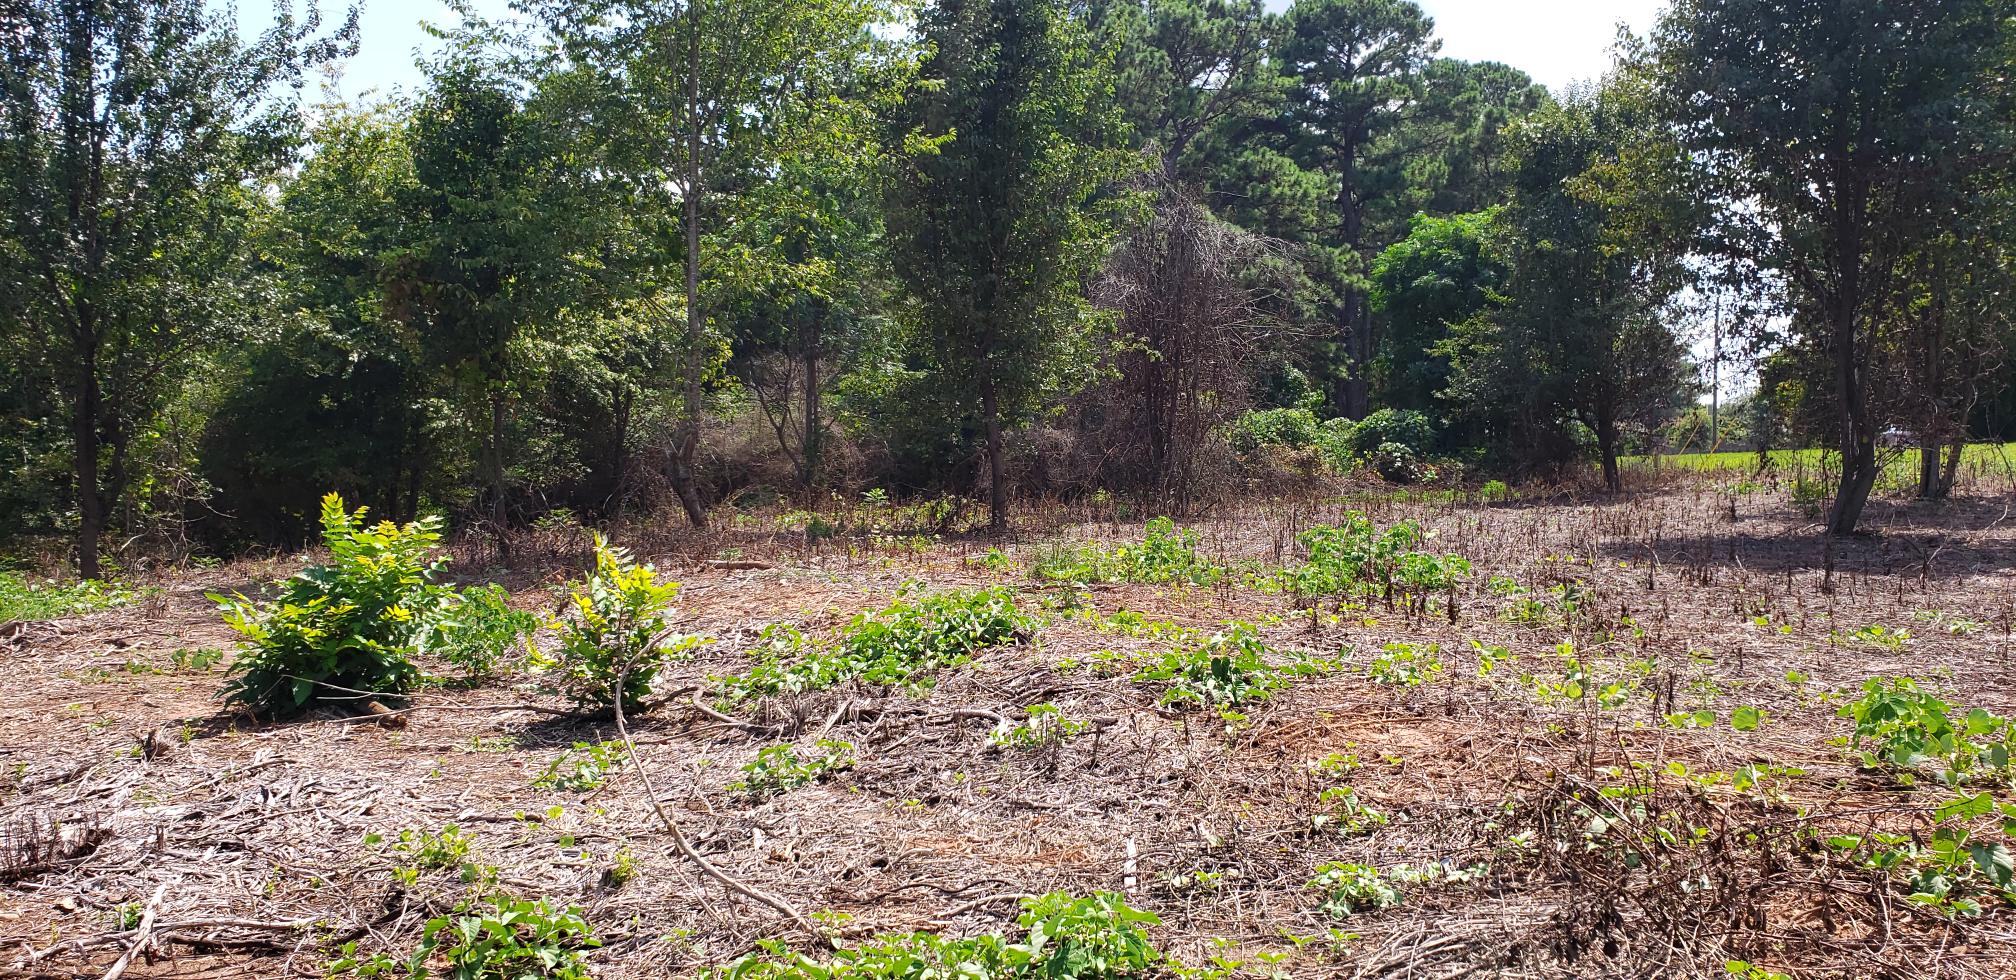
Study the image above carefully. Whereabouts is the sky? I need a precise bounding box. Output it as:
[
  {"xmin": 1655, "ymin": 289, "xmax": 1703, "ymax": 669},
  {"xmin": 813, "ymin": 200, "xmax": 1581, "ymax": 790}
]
[{"xmin": 247, "ymin": 0, "xmax": 1670, "ymax": 103}]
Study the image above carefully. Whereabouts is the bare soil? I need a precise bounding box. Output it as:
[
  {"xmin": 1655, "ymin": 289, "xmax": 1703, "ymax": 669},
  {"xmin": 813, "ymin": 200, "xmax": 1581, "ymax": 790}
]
[{"xmin": 7, "ymin": 479, "xmax": 2016, "ymax": 979}]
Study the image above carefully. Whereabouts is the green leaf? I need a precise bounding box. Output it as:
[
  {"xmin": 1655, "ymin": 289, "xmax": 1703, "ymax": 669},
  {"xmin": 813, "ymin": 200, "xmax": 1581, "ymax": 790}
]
[
  {"xmin": 1936, "ymin": 792, "xmax": 1995, "ymax": 823},
  {"xmin": 1730, "ymin": 706, "xmax": 1763, "ymax": 731},
  {"xmin": 1969, "ymin": 842, "xmax": 2015, "ymax": 887}
]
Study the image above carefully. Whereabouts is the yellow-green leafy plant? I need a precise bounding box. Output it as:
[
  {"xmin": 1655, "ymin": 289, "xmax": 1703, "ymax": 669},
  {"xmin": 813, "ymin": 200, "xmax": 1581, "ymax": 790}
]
[
  {"xmin": 215, "ymin": 494, "xmax": 449, "ymax": 718},
  {"xmin": 540, "ymin": 535, "xmax": 702, "ymax": 712}
]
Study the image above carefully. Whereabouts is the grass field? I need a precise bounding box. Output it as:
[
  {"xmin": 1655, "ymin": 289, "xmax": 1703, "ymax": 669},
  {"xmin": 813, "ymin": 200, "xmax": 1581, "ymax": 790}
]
[{"xmin": 1625, "ymin": 441, "xmax": 2016, "ymax": 485}]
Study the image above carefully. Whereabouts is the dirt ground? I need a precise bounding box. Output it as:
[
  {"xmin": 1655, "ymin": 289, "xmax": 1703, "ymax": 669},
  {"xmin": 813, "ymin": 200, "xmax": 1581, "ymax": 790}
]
[{"xmin": 7, "ymin": 476, "xmax": 2016, "ymax": 979}]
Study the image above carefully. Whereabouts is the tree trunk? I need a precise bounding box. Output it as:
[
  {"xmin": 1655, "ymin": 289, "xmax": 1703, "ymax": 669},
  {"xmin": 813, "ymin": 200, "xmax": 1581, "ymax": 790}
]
[
  {"xmin": 73, "ymin": 369, "xmax": 103, "ymax": 580},
  {"xmin": 1596, "ymin": 413, "xmax": 1621, "ymax": 493},
  {"xmin": 667, "ymin": 2, "xmax": 709, "ymax": 530},
  {"xmin": 1917, "ymin": 439, "xmax": 1943, "ymax": 499},
  {"xmin": 982, "ymin": 377, "xmax": 1007, "ymax": 535},
  {"xmin": 488, "ymin": 385, "xmax": 511, "ymax": 565},
  {"xmin": 1828, "ymin": 317, "xmax": 1879, "ymax": 533},
  {"xmin": 1827, "ymin": 199, "xmax": 1876, "ymax": 537},
  {"xmin": 799, "ymin": 307, "xmax": 822, "ymax": 493}
]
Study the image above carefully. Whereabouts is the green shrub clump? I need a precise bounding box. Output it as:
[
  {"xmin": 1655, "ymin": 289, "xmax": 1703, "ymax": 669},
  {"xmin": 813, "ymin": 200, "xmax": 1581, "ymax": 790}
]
[
  {"xmin": 708, "ymin": 892, "xmax": 1161, "ymax": 980},
  {"xmin": 424, "ymin": 583, "xmax": 538, "ymax": 681},
  {"xmin": 216, "ymin": 494, "xmax": 450, "ymax": 718},
  {"xmin": 330, "ymin": 894, "xmax": 598, "ymax": 980},
  {"xmin": 1345, "ymin": 408, "xmax": 1434, "ymax": 458},
  {"xmin": 540, "ymin": 535, "xmax": 703, "ymax": 712},
  {"xmin": 714, "ymin": 586, "xmax": 1029, "ymax": 703},
  {"xmin": 1134, "ymin": 622, "xmax": 1340, "ymax": 708},
  {"xmin": 1034, "ymin": 517, "xmax": 1223, "ymax": 586}
]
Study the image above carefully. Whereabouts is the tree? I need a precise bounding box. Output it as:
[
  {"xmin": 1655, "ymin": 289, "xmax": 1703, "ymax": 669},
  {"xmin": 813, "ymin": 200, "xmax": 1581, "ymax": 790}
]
[
  {"xmin": 1369, "ymin": 209, "xmax": 1508, "ymax": 420},
  {"xmin": 887, "ymin": 0, "xmax": 1134, "ymax": 533},
  {"xmin": 203, "ymin": 102, "xmax": 431, "ymax": 544},
  {"xmin": 388, "ymin": 53, "xmax": 611, "ymax": 563},
  {"xmin": 1271, "ymin": 0, "xmax": 1438, "ymax": 418},
  {"xmin": 0, "ymin": 0, "xmax": 354, "ymax": 577},
  {"xmin": 542, "ymin": 0, "xmax": 908, "ymax": 529},
  {"xmin": 1653, "ymin": 0, "xmax": 2012, "ymax": 532},
  {"xmin": 1440, "ymin": 80, "xmax": 1695, "ymax": 488}
]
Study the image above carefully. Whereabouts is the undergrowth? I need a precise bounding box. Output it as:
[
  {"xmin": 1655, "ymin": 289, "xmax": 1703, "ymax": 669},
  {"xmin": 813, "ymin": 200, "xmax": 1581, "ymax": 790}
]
[
  {"xmin": 1134, "ymin": 622, "xmax": 1342, "ymax": 708},
  {"xmin": 1034, "ymin": 517, "xmax": 1224, "ymax": 586},
  {"xmin": 0, "ymin": 571, "xmax": 137, "ymax": 623},
  {"xmin": 713, "ymin": 585, "xmax": 1030, "ymax": 703},
  {"xmin": 706, "ymin": 892, "xmax": 1162, "ymax": 980}
]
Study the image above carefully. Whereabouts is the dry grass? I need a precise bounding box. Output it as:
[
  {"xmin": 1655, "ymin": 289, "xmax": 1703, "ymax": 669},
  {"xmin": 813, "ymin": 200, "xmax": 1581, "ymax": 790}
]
[{"xmin": 5, "ymin": 477, "xmax": 2016, "ymax": 979}]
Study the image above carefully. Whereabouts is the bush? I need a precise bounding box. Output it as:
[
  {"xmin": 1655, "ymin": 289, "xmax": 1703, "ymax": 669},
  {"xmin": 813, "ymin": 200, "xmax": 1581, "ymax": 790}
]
[
  {"xmin": 1368, "ymin": 441, "xmax": 1429, "ymax": 483},
  {"xmin": 1034, "ymin": 517, "xmax": 1223, "ymax": 586},
  {"xmin": 1346, "ymin": 408, "xmax": 1434, "ymax": 458},
  {"xmin": 1226, "ymin": 407, "xmax": 1322, "ymax": 455},
  {"xmin": 424, "ymin": 584, "xmax": 538, "ymax": 681},
  {"xmin": 541, "ymin": 535, "xmax": 703, "ymax": 712},
  {"xmin": 330, "ymin": 894, "xmax": 599, "ymax": 980},
  {"xmin": 713, "ymin": 586, "xmax": 1029, "ymax": 703},
  {"xmin": 216, "ymin": 494, "xmax": 447, "ymax": 718},
  {"xmin": 707, "ymin": 892, "xmax": 1161, "ymax": 980}
]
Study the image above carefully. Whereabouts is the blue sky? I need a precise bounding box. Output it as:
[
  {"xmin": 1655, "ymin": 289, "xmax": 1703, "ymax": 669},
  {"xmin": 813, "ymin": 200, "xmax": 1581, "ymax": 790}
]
[{"xmin": 244, "ymin": 0, "xmax": 1668, "ymax": 103}]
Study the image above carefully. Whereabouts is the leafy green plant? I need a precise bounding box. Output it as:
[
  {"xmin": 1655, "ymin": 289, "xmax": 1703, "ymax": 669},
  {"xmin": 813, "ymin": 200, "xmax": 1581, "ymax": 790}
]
[
  {"xmin": 532, "ymin": 742, "xmax": 621, "ymax": 792},
  {"xmin": 1134, "ymin": 622, "xmax": 1338, "ymax": 709},
  {"xmin": 1273, "ymin": 515, "xmax": 1467, "ymax": 614},
  {"xmin": 170, "ymin": 647, "xmax": 226, "ymax": 672},
  {"xmin": 706, "ymin": 892, "xmax": 1161, "ymax": 980},
  {"xmin": 1824, "ymin": 792, "xmax": 2016, "ymax": 917},
  {"xmin": 1312, "ymin": 787, "xmax": 1389, "ymax": 836},
  {"xmin": 713, "ymin": 587, "xmax": 1029, "ymax": 703},
  {"xmin": 539, "ymin": 535, "xmax": 701, "ymax": 712},
  {"xmin": 215, "ymin": 494, "xmax": 448, "ymax": 718},
  {"xmin": 1308, "ymin": 863, "xmax": 1402, "ymax": 918},
  {"xmin": 1839, "ymin": 677, "xmax": 2015, "ymax": 784},
  {"xmin": 0, "ymin": 571, "xmax": 137, "ymax": 622},
  {"xmin": 329, "ymin": 894, "xmax": 599, "ymax": 979},
  {"xmin": 988, "ymin": 703, "xmax": 1087, "ymax": 750},
  {"xmin": 730, "ymin": 740, "xmax": 855, "ymax": 798},
  {"xmin": 1365, "ymin": 642, "xmax": 1443, "ymax": 687},
  {"xmin": 367, "ymin": 824, "xmax": 478, "ymax": 886},
  {"xmin": 425, "ymin": 584, "xmax": 538, "ymax": 681},
  {"xmin": 1033, "ymin": 518, "xmax": 1223, "ymax": 586}
]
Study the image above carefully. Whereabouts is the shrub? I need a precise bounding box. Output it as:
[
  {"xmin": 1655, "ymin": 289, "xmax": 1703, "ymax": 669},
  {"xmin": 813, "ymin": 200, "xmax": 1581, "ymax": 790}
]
[
  {"xmin": 541, "ymin": 535, "xmax": 702, "ymax": 713},
  {"xmin": 1346, "ymin": 408, "xmax": 1434, "ymax": 458},
  {"xmin": 1134, "ymin": 622, "xmax": 1339, "ymax": 708},
  {"xmin": 1226, "ymin": 407, "xmax": 1321, "ymax": 455},
  {"xmin": 1033, "ymin": 518, "xmax": 1223, "ymax": 586},
  {"xmin": 1368, "ymin": 441, "xmax": 1429, "ymax": 483},
  {"xmin": 424, "ymin": 584, "xmax": 538, "ymax": 681},
  {"xmin": 714, "ymin": 587, "xmax": 1030, "ymax": 703},
  {"xmin": 706, "ymin": 892, "xmax": 1161, "ymax": 980},
  {"xmin": 329, "ymin": 895, "xmax": 598, "ymax": 980},
  {"xmin": 215, "ymin": 493, "xmax": 447, "ymax": 718}
]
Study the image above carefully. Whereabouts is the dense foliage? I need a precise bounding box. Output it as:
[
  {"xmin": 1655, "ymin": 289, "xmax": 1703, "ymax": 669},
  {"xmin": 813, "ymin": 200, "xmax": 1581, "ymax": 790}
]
[
  {"xmin": 216, "ymin": 495, "xmax": 450, "ymax": 717},
  {"xmin": 5, "ymin": 0, "xmax": 2015, "ymax": 577}
]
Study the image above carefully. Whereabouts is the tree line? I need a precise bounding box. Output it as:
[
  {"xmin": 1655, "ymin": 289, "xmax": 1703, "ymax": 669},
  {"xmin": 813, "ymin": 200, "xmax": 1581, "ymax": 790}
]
[{"xmin": 4, "ymin": 0, "xmax": 2014, "ymax": 575}]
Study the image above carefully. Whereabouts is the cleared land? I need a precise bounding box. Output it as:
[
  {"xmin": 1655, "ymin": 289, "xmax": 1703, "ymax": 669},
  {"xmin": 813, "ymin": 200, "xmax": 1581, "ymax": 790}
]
[{"xmin": 7, "ymin": 479, "xmax": 2016, "ymax": 979}]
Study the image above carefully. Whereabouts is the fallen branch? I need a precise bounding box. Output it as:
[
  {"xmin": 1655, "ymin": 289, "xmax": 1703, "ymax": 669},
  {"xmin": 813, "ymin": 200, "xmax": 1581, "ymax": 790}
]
[
  {"xmin": 98, "ymin": 883, "xmax": 164, "ymax": 980},
  {"xmin": 617, "ymin": 676, "xmax": 823, "ymax": 945}
]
